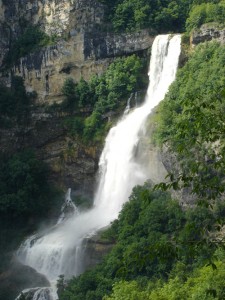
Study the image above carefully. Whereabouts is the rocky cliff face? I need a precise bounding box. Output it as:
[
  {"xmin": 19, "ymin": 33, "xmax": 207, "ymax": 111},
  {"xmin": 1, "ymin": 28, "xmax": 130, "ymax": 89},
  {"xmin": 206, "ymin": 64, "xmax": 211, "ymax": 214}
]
[
  {"xmin": 1, "ymin": 0, "xmax": 100, "ymax": 37},
  {"xmin": 191, "ymin": 23, "xmax": 225, "ymax": 46},
  {"xmin": 0, "ymin": 259, "xmax": 50, "ymax": 300},
  {"xmin": 0, "ymin": 0, "xmax": 154, "ymax": 194},
  {"xmin": 0, "ymin": 0, "xmax": 154, "ymax": 104},
  {"xmin": 0, "ymin": 0, "xmax": 107, "ymax": 103},
  {"xmin": 0, "ymin": 108, "xmax": 100, "ymax": 195},
  {"xmin": 82, "ymin": 231, "xmax": 114, "ymax": 272},
  {"xmin": 11, "ymin": 29, "xmax": 153, "ymax": 104}
]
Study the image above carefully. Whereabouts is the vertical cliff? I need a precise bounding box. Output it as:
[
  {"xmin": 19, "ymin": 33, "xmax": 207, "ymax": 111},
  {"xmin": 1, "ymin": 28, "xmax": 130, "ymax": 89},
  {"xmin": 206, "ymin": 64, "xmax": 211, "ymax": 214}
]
[
  {"xmin": 0, "ymin": 0, "xmax": 155, "ymax": 193},
  {"xmin": 0, "ymin": 0, "xmax": 154, "ymax": 104}
]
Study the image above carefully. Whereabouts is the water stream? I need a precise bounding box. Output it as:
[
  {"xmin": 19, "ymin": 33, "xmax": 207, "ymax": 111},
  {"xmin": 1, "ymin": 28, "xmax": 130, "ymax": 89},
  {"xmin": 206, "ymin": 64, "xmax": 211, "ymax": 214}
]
[{"xmin": 16, "ymin": 34, "xmax": 181, "ymax": 300}]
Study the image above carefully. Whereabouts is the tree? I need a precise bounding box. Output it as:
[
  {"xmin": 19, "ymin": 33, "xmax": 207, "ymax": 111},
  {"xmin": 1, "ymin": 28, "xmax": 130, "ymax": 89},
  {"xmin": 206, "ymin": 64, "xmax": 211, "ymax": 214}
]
[
  {"xmin": 0, "ymin": 150, "xmax": 57, "ymax": 220},
  {"xmin": 154, "ymin": 41, "xmax": 225, "ymax": 203},
  {"xmin": 103, "ymin": 281, "xmax": 149, "ymax": 300},
  {"xmin": 61, "ymin": 78, "xmax": 77, "ymax": 110}
]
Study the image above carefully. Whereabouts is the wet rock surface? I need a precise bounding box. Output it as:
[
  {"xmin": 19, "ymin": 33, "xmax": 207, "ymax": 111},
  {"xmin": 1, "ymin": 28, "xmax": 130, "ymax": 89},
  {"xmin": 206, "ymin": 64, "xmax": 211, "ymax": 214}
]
[{"xmin": 0, "ymin": 259, "xmax": 50, "ymax": 300}]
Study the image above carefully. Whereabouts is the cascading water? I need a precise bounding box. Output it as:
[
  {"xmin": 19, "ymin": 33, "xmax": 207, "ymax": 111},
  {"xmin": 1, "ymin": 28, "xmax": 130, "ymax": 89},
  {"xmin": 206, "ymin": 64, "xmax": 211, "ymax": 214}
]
[
  {"xmin": 16, "ymin": 34, "xmax": 181, "ymax": 300},
  {"xmin": 57, "ymin": 188, "xmax": 78, "ymax": 225}
]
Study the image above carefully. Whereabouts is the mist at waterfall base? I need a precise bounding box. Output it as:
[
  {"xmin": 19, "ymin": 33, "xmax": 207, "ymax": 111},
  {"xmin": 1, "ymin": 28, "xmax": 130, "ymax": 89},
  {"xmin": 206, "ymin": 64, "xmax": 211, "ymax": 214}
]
[{"xmin": 16, "ymin": 34, "xmax": 181, "ymax": 300}]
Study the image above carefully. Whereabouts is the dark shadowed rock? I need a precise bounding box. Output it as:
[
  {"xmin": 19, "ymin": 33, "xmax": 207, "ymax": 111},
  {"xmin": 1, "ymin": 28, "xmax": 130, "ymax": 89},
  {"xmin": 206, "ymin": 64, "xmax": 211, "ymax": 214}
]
[
  {"xmin": 0, "ymin": 259, "xmax": 49, "ymax": 300},
  {"xmin": 192, "ymin": 23, "xmax": 225, "ymax": 46}
]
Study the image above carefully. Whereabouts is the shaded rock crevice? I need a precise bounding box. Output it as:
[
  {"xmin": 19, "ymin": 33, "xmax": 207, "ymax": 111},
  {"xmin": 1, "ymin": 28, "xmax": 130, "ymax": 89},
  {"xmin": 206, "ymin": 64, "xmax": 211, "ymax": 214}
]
[{"xmin": 191, "ymin": 23, "xmax": 225, "ymax": 46}]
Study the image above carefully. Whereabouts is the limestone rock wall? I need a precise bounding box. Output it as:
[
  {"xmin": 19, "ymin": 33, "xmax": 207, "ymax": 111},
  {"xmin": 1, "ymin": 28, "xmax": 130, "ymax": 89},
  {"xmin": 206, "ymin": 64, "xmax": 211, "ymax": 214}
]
[
  {"xmin": 191, "ymin": 23, "xmax": 225, "ymax": 46},
  {"xmin": 0, "ymin": 108, "xmax": 100, "ymax": 195},
  {"xmin": 81, "ymin": 231, "xmax": 115, "ymax": 273},
  {"xmin": 1, "ymin": 0, "xmax": 97, "ymax": 37},
  {"xmin": 0, "ymin": 0, "xmax": 154, "ymax": 104},
  {"xmin": 11, "ymin": 29, "xmax": 153, "ymax": 104},
  {"xmin": 0, "ymin": 0, "xmax": 154, "ymax": 194}
]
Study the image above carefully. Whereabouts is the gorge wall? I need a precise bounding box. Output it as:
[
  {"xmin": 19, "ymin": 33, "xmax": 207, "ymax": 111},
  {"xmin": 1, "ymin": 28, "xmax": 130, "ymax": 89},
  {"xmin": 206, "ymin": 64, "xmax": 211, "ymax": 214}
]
[
  {"xmin": 0, "ymin": 0, "xmax": 156, "ymax": 194},
  {"xmin": 0, "ymin": 0, "xmax": 154, "ymax": 104},
  {"xmin": 1, "ymin": 1, "xmax": 222, "ymax": 197}
]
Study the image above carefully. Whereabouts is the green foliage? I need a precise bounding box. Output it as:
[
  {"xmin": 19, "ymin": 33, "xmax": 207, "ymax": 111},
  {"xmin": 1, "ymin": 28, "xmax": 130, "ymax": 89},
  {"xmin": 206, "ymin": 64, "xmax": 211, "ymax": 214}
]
[
  {"xmin": 61, "ymin": 55, "xmax": 147, "ymax": 144},
  {"xmin": 0, "ymin": 76, "xmax": 33, "ymax": 127},
  {"xmin": 0, "ymin": 150, "xmax": 58, "ymax": 219},
  {"xmin": 154, "ymin": 41, "xmax": 225, "ymax": 201},
  {"xmin": 186, "ymin": 1, "xmax": 225, "ymax": 32},
  {"xmin": 0, "ymin": 149, "xmax": 62, "ymax": 298},
  {"xmin": 95, "ymin": 55, "xmax": 146, "ymax": 113},
  {"xmin": 61, "ymin": 78, "xmax": 78, "ymax": 110},
  {"xmin": 60, "ymin": 183, "xmax": 224, "ymax": 300},
  {"xmin": 63, "ymin": 117, "xmax": 84, "ymax": 138},
  {"xmin": 100, "ymin": 0, "xmax": 193, "ymax": 33},
  {"xmin": 100, "ymin": 0, "xmax": 225, "ymax": 33},
  {"xmin": 103, "ymin": 280, "xmax": 150, "ymax": 300},
  {"xmin": 147, "ymin": 261, "xmax": 225, "ymax": 299},
  {"xmin": 61, "ymin": 55, "xmax": 146, "ymax": 114},
  {"xmin": 102, "ymin": 259, "xmax": 225, "ymax": 299},
  {"xmin": 4, "ymin": 26, "xmax": 54, "ymax": 67},
  {"xmin": 61, "ymin": 77, "xmax": 96, "ymax": 111},
  {"xmin": 59, "ymin": 8, "xmax": 225, "ymax": 300},
  {"xmin": 83, "ymin": 111, "xmax": 106, "ymax": 143}
]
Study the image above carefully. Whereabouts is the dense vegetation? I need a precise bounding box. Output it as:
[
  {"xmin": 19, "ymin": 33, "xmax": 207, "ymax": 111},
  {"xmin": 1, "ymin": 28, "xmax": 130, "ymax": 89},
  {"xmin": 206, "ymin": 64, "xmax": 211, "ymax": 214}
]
[
  {"xmin": 0, "ymin": 77, "xmax": 54, "ymax": 221},
  {"xmin": 0, "ymin": 150, "xmax": 59, "ymax": 220},
  {"xmin": 1, "ymin": 0, "xmax": 225, "ymax": 299},
  {"xmin": 99, "ymin": 0, "xmax": 224, "ymax": 33},
  {"xmin": 59, "ymin": 184, "xmax": 225, "ymax": 299},
  {"xmin": 0, "ymin": 70, "xmax": 60, "ymax": 300},
  {"xmin": 186, "ymin": 0, "xmax": 225, "ymax": 32},
  {"xmin": 0, "ymin": 149, "xmax": 61, "ymax": 278},
  {"xmin": 99, "ymin": 0, "xmax": 191, "ymax": 33},
  {"xmin": 154, "ymin": 41, "xmax": 225, "ymax": 202},
  {"xmin": 105, "ymin": 259, "xmax": 225, "ymax": 299},
  {"xmin": 61, "ymin": 54, "xmax": 148, "ymax": 143},
  {"xmin": 59, "ymin": 6, "xmax": 225, "ymax": 300},
  {"xmin": 0, "ymin": 76, "xmax": 35, "ymax": 127}
]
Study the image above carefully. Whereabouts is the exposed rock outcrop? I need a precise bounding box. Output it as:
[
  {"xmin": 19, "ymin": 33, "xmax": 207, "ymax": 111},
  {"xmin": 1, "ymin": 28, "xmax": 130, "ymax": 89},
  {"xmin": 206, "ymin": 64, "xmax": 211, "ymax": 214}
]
[
  {"xmin": 0, "ymin": 259, "xmax": 49, "ymax": 300},
  {"xmin": 191, "ymin": 23, "xmax": 225, "ymax": 46},
  {"xmin": 0, "ymin": 108, "xmax": 100, "ymax": 194},
  {"xmin": 0, "ymin": 0, "xmax": 155, "ymax": 193},
  {"xmin": 82, "ymin": 230, "xmax": 115, "ymax": 272},
  {"xmin": 11, "ymin": 29, "xmax": 153, "ymax": 104},
  {"xmin": 0, "ymin": 0, "xmax": 154, "ymax": 104}
]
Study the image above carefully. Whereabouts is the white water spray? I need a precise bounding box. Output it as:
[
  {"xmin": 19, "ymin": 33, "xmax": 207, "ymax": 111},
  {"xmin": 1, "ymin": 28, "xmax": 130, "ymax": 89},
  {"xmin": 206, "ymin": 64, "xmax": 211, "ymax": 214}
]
[
  {"xmin": 16, "ymin": 34, "xmax": 181, "ymax": 300},
  {"xmin": 57, "ymin": 188, "xmax": 78, "ymax": 225}
]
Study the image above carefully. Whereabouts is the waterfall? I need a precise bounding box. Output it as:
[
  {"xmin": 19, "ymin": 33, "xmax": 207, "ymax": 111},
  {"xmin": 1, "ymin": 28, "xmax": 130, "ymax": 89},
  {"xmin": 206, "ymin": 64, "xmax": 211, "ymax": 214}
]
[
  {"xmin": 16, "ymin": 34, "xmax": 181, "ymax": 300},
  {"xmin": 57, "ymin": 188, "xmax": 78, "ymax": 225}
]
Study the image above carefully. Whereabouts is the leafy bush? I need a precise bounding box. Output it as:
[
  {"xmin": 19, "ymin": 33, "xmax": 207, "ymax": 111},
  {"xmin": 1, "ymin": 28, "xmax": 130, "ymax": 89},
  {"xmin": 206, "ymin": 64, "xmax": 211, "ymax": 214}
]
[
  {"xmin": 100, "ymin": 0, "xmax": 225, "ymax": 33},
  {"xmin": 63, "ymin": 117, "xmax": 84, "ymax": 138},
  {"xmin": 96, "ymin": 55, "xmax": 146, "ymax": 113},
  {"xmin": 148, "ymin": 261, "xmax": 225, "ymax": 299},
  {"xmin": 186, "ymin": 1, "xmax": 225, "ymax": 32},
  {"xmin": 105, "ymin": 260, "xmax": 225, "ymax": 300},
  {"xmin": 100, "ymin": 0, "xmax": 194, "ymax": 33},
  {"xmin": 103, "ymin": 280, "xmax": 150, "ymax": 300},
  {"xmin": 154, "ymin": 41, "xmax": 225, "ymax": 201},
  {"xmin": 62, "ymin": 55, "xmax": 146, "ymax": 113},
  {"xmin": 61, "ymin": 77, "xmax": 96, "ymax": 111},
  {"xmin": 0, "ymin": 150, "xmax": 58, "ymax": 220},
  {"xmin": 0, "ymin": 76, "xmax": 34, "ymax": 127},
  {"xmin": 61, "ymin": 55, "xmax": 147, "ymax": 144},
  {"xmin": 59, "ymin": 182, "xmax": 222, "ymax": 300}
]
